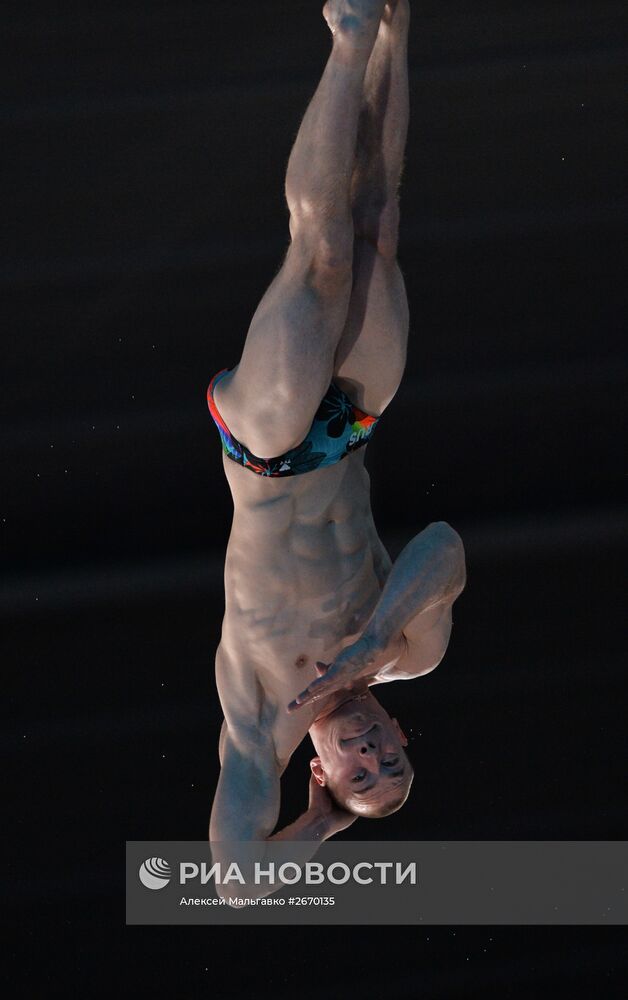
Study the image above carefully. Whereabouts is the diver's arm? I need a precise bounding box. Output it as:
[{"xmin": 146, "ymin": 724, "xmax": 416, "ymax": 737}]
[
  {"xmin": 210, "ymin": 726, "xmax": 281, "ymax": 844},
  {"xmin": 209, "ymin": 727, "xmax": 354, "ymax": 905},
  {"xmin": 211, "ymin": 726, "xmax": 354, "ymax": 842},
  {"xmin": 365, "ymin": 521, "xmax": 466, "ymax": 681},
  {"xmin": 288, "ymin": 522, "xmax": 465, "ymax": 710},
  {"xmin": 366, "ymin": 521, "xmax": 465, "ymax": 649}
]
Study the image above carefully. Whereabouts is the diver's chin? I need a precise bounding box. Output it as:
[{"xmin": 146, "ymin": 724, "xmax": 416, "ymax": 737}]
[{"xmin": 312, "ymin": 685, "xmax": 368, "ymax": 724}]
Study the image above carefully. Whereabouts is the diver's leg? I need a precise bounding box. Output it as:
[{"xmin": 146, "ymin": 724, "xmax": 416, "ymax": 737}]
[
  {"xmin": 216, "ymin": 1, "xmax": 388, "ymax": 459},
  {"xmin": 334, "ymin": 0, "xmax": 411, "ymax": 416}
]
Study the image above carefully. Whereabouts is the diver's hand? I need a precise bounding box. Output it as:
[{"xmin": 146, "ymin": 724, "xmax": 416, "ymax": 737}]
[
  {"xmin": 307, "ymin": 774, "xmax": 357, "ymax": 838},
  {"xmin": 287, "ymin": 635, "xmax": 377, "ymax": 712}
]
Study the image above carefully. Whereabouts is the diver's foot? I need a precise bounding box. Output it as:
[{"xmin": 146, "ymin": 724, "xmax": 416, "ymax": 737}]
[
  {"xmin": 323, "ymin": 0, "xmax": 388, "ymax": 53},
  {"xmin": 380, "ymin": 0, "xmax": 410, "ymax": 37}
]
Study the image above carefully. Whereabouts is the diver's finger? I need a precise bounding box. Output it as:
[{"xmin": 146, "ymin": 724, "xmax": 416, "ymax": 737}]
[
  {"xmin": 286, "ymin": 684, "xmax": 329, "ymax": 712},
  {"xmin": 286, "ymin": 669, "xmax": 340, "ymax": 712}
]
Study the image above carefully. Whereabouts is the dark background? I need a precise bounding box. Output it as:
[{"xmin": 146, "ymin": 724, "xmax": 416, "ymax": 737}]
[{"xmin": 3, "ymin": 0, "xmax": 627, "ymax": 995}]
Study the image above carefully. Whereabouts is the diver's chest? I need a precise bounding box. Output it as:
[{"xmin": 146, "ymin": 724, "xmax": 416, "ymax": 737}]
[{"xmin": 250, "ymin": 587, "xmax": 377, "ymax": 704}]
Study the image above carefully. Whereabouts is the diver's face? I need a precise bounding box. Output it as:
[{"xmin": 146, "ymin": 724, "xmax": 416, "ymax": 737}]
[{"xmin": 310, "ymin": 694, "xmax": 411, "ymax": 814}]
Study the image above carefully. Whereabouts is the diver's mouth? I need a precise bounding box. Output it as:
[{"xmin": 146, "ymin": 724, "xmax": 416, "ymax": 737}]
[{"xmin": 340, "ymin": 722, "xmax": 378, "ymax": 744}]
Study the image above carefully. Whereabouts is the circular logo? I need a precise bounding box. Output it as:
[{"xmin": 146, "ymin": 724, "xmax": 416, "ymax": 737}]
[{"xmin": 139, "ymin": 857, "xmax": 172, "ymax": 890}]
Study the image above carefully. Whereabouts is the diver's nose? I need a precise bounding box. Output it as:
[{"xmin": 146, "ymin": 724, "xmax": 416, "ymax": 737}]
[{"xmin": 358, "ymin": 742, "xmax": 379, "ymax": 774}]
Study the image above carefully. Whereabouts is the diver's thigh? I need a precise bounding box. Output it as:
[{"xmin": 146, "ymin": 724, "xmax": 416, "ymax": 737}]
[
  {"xmin": 334, "ymin": 243, "xmax": 409, "ymax": 416},
  {"xmin": 217, "ymin": 241, "xmax": 352, "ymax": 457}
]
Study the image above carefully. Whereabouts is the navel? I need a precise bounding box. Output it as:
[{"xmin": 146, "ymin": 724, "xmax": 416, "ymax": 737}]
[{"xmin": 295, "ymin": 654, "xmax": 308, "ymax": 669}]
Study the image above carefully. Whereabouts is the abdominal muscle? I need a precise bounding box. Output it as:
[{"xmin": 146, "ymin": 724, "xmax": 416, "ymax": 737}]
[{"xmin": 216, "ymin": 449, "xmax": 394, "ymax": 765}]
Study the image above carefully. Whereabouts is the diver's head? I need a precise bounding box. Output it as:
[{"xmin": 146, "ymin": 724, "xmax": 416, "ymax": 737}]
[{"xmin": 309, "ymin": 688, "xmax": 413, "ymax": 817}]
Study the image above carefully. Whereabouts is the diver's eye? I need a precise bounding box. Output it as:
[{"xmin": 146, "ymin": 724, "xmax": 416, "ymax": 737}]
[
  {"xmin": 382, "ymin": 757, "xmax": 399, "ymax": 768},
  {"xmin": 351, "ymin": 771, "xmax": 366, "ymax": 783}
]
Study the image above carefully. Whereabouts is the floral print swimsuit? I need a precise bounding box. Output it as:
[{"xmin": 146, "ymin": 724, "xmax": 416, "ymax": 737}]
[{"xmin": 207, "ymin": 368, "xmax": 380, "ymax": 477}]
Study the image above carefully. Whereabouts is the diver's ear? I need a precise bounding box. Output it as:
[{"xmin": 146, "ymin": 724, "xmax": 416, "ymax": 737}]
[
  {"xmin": 310, "ymin": 757, "xmax": 327, "ymax": 786},
  {"xmin": 392, "ymin": 718, "xmax": 409, "ymax": 747}
]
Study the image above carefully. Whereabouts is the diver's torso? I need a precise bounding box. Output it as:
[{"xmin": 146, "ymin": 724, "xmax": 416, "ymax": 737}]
[{"xmin": 216, "ymin": 449, "xmax": 394, "ymax": 765}]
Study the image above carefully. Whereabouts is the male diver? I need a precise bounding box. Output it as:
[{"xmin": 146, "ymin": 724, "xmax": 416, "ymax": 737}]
[{"xmin": 207, "ymin": 0, "xmax": 466, "ymax": 849}]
